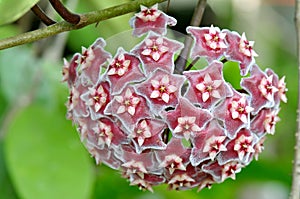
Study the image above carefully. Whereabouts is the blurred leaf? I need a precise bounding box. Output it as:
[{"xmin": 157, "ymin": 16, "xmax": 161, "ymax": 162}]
[
  {"xmin": 34, "ymin": 59, "xmax": 69, "ymax": 111},
  {"xmin": 0, "ymin": 140, "xmax": 18, "ymax": 199},
  {"xmin": 0, "ymin": 47, "xmax": 39, "ymax": 103},
  {"xmin": 0, "ymin": 0, "xmax": 39, "ymax": 25},
  {"xmin": 223, "ymin": 61, "xmax": 243, "ymax": 90},
  {"xmin": 0, "ymin": 24, "xmax": 20, "ymax": 39},
  {"xmin": 4, "ymin": 105, "xmax": 94, "ymax": 199}
]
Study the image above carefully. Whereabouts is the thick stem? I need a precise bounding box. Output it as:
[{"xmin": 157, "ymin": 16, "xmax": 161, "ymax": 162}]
[
  {"xmin": 0, "ymin": 0, "xmax": 166, "ymax": 50},
  {"xmin": 49, "ymin": 0, "xmax": 80, "ymax": 24},
  {"xmin": 290, "ymin": 0, "xmax": 300, "ymax": 198},
  {"xmin": 174, "ymin": 0, "xmax": 207, "ymax": 74},
  {"xmin": 31, "ymin": 4, "xmax": 56, "ymax": 26}
]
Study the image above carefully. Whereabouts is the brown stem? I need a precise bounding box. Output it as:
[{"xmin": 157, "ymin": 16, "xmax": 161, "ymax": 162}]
[
  {"xmin": 174, "ymin": 0, "xmax": 207, "ymax": 74},
  {"xmin": 49, "ymin": 0, "xmax": 80, "ymax": 24},
  {"xmin": 185, "ymin": 57, "xmax": 200, "ymax": 71},
  {"xmin": 290, "ymin": 0, "xmax": 300, "ymax": 198},
  {"xmin": 31, "ymin": 4, "xmax": 56, "ymax": 26}
]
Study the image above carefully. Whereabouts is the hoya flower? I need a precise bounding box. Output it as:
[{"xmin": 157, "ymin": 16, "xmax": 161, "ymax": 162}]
[
  {"xmin": 229, "ymin": 96, "xmax": 254, "ymax": 123},
  {"xmin": 251, "ymin": 108, "xmax": 280, "ymax": 137},
  {"xmin": 165, "ymin": 164, "xmax": 200, "ymax": 190},
  {"xmin": 184, "ymin": 61, "xmax": 233, "ymax": 109},
  {"xmin": 81, "ymin": 81, "xmax": 111, "ymax": 120},
  {"xmin": 265, "ymin": 68, "xmax": 288, "ymax": 105},
  {"xmin": 264, "ymin": 110, "xmax": 280, "ymax": 135},
  {"xmin": 105, "ymin": 48, "xmax": 145, "ymax": 94},
  {"xmin": 130, "ymin": 4, "xmax": 177, "ymax": 36},
  {"xmin": 190, "ymin": 120, "xmax": 227, "ymax": 166},
  {"xmin": 129, "ymin": 173, "xmax": 165, "ymax": 192},
  {"xmin": 92, "ymin": 118, "xmax": 128, "ymax": 148},
  {"xmin": 156, "ymin": 138, "xmax": 191, "ymax": 175},
  {"xmin": 225, "ymin": 31, "xmax": 258, "ymax": 76},
  {"xmin": 105, "ymin": 86, "xmax": 151, "ymax": 130},
  {"xmin": 252, "ymin": 137, "xmax": 266, "ymax": 161},
  {"xmin": 278, "ymin": 76, "xmax": 288, "ymax": 103},
  {"xmin": 220, "ymin": 161, "xmax": 243, "ymax": 181},
  {"xmin": 129, "ymin": 118, "xmax": 167, "ymax": 153},
  {"xmin": 136, "ymin": 69, "xmax": 185, "ymax": 113},
  {"xmin": 164, "ymin": 97, "xmax": 212, "ymax": 140},
  {"xmin": 241, "ymin": 64, "xmax": 278, "ymax": 114},
  {"xmin": 187, "ymin": 25, "xmax": 228, "ymax": 62},
  {"xmin": 218, "ymin": 129, "xmax": 256, "ymax": 165},
  {"xmin": 214, "ymin": 88, "xmax": 253, "ymax": 139},
  {"xmin": 202, "ymin": 161, "xmax": 244, "ymax": 183},
  {"xmin": 86, "ymin": 141, "xmax": 122, "ymax": 169},
  {"xmin": 62, "ymin": 55, "xmax": 79, "ymax": 86},
  {"xmin": 233, "ymin": 134, "xmax": 255, "ymax": 161},
  {"xmin": 119, "ymin": 148, "xmax": 157, "ymax": 179},
  {"xmin": 63, "ymin": 5, "xmax": 287, "ymax": 192},
  {"xmin": 168, "ymin": 172, "xmax": 195, "ymax": 190},
  {"xmin": 196, "ymin": 174, "xmax": 215, "ymax": 191},
  {"xmin": 132, "ymin": 32, "xmax": 183, "ymax": 74},
  {"xmin": 77, "ymin": 38, "xmax": 112, "ymax": 85}
]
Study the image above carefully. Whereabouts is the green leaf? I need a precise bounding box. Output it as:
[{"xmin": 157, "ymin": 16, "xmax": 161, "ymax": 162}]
[
  {"xmin": 0, "ymin": 24, "xmax": 20, "ymax": 39},
  {"xmin": 4, "ymin": 105, "xmax": 94, "ymax": 199},
  {"xmin": 0, "ymin": 0, "xmax": 40, "ymax": 25},
  {"xmin": 223, "ymin": 61, "xmax": 243, "ymax": 90},
  {"xmin": 0, "ymin": 140, "xmax": 18, "ymax": 199},
  {"xmin": 0, "ymin": 47, "xmax": 39, "ymax": 103}
]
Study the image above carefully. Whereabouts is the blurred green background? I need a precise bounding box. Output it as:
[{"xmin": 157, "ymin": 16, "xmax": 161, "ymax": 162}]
[{"xmin": 0, "ymin": 0, "xmax": 296, "ymax": 199}]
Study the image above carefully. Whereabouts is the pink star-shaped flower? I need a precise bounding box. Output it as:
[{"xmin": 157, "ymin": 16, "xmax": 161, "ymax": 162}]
[
  {"xmin": 168, "ymin": 172, "xmax": 195, "ymax": 190},
  {"xmin": 190, "ymin": 120, "xmax": 227, "ymax": 166},
  {"xmin": 165, "ymin": 164, "xmax": 199, "ymax": 190},
  {"xmin": 220, "ymin": 161, "xmax": 243, "ymax": 182},
  {"xmin": 130, "ymin": 4, "xmax": 177, "ymax": 37},
  {"xmin": 183, "ymin": 61, "xmax": 233, "ymax": 109},
  {"xmin": 78, "ymin": 38, "xmax": 112, "ymax": 85},
  {"xmin": 224, "ymin": 31, "xmax": 258, "ymax": 76},
  {"xmin": 81, "ymin": 81, "xmax": 111, "ymax": 120},
  {"xmin": 278, "ymin": 76, "xmax": 288, "ymax": 103},
  {"xmin": 155, "ymin": 138, "xmax": 191, "ymax": 175},
  {"xmin": 265, "ymin": 68, "xmax": 288, "ymax": 106},
  {"xmin": 186, "ymin": 25, "xmax": 227, "ymax": 62},
  {"xmin": 105, "ymin": 47, "xmax": 145, "ymax": 94},
  {"xmin": 129, "ymin": 118, "xmax": 167, "ymax": 153},
  {"xmin": 251, "ymin": 108, "xmax": 280, "ymax": 137},
  {"xmin": 104, "ymin": 86, "xmax": 151, "ymax": 130},
  {"xmin": 62, "ymin": 55, "xmax": 79, "ymax": 87},
  {"xmin": 164, "ymin": 97, "xmax": 212, "ymax": 140},
  {"xmin": 214, "ymin": 88, "xmax": 253, "ymax": 139},
  {"xmin": 241, "ymin": 64, "xmax": 278, "ymax": 114},
  {"xmin": 252, "ymin": 137, "xmax": 265, "ymax": 161},
  {"xmin": 202, "ymin": 161, "xmax": 244, "ymax": 183},
  {"xmin": 66, "ymin": 84, "xmax": 90, "ymax": 119},
  {"xmin": 92, "ymin": 117, "xmax": 128, "ymax": 148},
  {"xmin": 136, "ymin": 69, "xmax": 185, "ymax": 113},
  {"xmin": 129, "ymin": 173, "xmax": 165, "ymax": 192},
  {"xmin": 195, "ymin": 174, "xmax": 215, "ymax": 191},
  {"xmin": 132, "ymin": 32, "xmax": 183, "ymax": 74},
  {"xmin": 217, "ymin": 129, "xmax": 256, "ymax": 165},
  {"xmin": 119, "ymin": 147, "xmax": 157, "ymax": 178},
  {"xmin": 86, "ymin": 142, "xmax": 122, "ymax": 169}
]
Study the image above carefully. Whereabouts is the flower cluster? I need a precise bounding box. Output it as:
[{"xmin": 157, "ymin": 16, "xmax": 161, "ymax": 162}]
[{"xmin": 62, "ymin": 4, "xmax": 287, "ymax": 192}]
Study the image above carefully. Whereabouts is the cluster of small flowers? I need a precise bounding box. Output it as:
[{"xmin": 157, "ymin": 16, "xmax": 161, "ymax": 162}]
[{"xmin": 62, "ymin": 4, "xmax": 287, "ymax": 192}]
